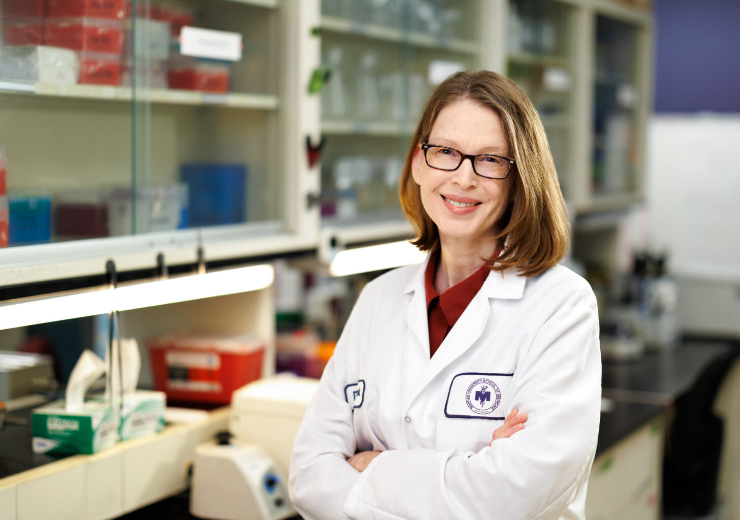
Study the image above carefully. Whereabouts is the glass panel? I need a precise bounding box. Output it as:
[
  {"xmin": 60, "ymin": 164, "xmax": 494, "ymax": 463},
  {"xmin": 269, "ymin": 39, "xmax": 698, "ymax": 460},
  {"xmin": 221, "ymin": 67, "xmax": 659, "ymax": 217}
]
[
  {"xmin": 507, "ymin": 0, "xmax": 575, "ymax": 199},
  {"xmin": 0, "ymin": 0, "xmax": 282, "ymax": 248},
  {"xmin": 0, "ymin": 0, "xmax": 134, "ymax": 246},
  {"xmin": 592, "ymin": 15, "xmax": 639, "ymax": 196},
  {"xmin": 319, "ymin": 0, "xmax": 480, "ymax": 226},
  {"xmin": 132, "ymin": 0, "xmax": 282, "ymax": 234}
]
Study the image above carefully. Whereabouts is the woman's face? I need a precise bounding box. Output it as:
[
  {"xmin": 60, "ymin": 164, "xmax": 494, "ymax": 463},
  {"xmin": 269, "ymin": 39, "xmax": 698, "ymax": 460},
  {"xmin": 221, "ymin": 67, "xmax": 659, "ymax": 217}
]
[{"xmin": 411, "ymin": 99, "xmax": 514, "ymax": 249}]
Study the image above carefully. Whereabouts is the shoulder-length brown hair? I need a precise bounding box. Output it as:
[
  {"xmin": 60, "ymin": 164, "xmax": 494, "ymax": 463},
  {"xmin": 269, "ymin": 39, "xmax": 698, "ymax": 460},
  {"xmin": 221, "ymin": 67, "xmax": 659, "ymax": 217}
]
[{"xmin": 399, "ymin": 70, "xmax": 570, "ymax": 277}]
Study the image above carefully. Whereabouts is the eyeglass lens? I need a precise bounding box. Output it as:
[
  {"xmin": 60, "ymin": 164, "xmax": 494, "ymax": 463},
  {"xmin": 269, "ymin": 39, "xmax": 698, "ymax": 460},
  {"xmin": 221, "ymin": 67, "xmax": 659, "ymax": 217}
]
[{"xmin": 425, "ymin": 146, "xmax": 509, "ymax": 178}]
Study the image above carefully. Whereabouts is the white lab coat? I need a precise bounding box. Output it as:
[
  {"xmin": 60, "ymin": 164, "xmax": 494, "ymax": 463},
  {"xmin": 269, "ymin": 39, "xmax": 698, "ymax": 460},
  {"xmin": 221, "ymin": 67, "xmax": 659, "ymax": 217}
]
[{"xmin": 289, "ymin": 255, "xmax": 601, "ymax": 520}]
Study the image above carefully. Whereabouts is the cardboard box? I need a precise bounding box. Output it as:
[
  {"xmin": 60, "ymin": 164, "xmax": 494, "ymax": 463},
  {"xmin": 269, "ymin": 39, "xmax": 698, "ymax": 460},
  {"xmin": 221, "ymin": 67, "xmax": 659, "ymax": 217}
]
[{"xmin": 32, "ymin": 400, "xmax": 119, "ymax": 455}]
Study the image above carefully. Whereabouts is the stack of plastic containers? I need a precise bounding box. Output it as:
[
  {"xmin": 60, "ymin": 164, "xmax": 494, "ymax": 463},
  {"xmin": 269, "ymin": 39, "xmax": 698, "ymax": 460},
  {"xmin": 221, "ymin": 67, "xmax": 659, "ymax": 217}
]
[
  {"xmin": 44, "ymin": 0, "xmax": 126, "ymax": 85},
  {"xmin": 1, "ymin": 0, "xmax": 45, "ymax": 46},
  {"xmin": 121, "ymin": 2, "xmax": 170, "ymax": 88}
]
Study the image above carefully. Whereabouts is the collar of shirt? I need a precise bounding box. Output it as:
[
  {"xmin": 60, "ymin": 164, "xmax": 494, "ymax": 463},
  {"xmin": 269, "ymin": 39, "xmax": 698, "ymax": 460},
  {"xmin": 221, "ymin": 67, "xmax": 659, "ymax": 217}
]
[{"xmin": 423, "ymin": 249, "xmax": 495, "ymax": 326}]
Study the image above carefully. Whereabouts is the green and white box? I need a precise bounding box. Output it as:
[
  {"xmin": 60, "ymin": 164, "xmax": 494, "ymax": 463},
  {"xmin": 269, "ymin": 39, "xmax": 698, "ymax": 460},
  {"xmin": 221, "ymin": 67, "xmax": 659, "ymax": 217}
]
[
  {"xmin": 119, "ymin": 390, "xmax": 166, "ymax": 441},
  {"xmin": 32, "ymin": 400, "xmax": 119, "ymax": 455}
]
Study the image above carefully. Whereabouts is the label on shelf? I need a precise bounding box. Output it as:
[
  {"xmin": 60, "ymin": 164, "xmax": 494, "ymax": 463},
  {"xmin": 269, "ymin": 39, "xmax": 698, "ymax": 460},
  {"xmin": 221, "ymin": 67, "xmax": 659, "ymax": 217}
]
[
  {"xmin": 202, "ymin": 93, "xmax": 229, "ymax": 105},
  {"xmin": 348, "ymin": 23, "xmax": 369, "ymax": 35},
  {"xmin": 180, "ymin": 26, "xmax": 242, "ymax": 62},
  {"xmin": 544, "ymin": 67, "xmax": 571, "ymax": 92}
]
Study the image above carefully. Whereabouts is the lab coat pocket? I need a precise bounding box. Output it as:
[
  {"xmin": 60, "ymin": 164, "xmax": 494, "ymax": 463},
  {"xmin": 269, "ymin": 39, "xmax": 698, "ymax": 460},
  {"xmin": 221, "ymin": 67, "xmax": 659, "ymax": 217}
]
[{"xmin": 437, "ymin": 417, "xmax": 501, "ymax": 453}]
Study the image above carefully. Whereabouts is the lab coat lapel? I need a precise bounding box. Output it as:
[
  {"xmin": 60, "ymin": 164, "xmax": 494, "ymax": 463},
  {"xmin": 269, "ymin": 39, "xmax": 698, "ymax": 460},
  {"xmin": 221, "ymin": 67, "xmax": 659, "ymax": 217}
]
[
  {"xmin": 404, "ymin": 289, "xmax": 489, "ymax": 409},
  {"xmin": 402, "ymin": 268, "xmax": 527, "ymax": 411}
]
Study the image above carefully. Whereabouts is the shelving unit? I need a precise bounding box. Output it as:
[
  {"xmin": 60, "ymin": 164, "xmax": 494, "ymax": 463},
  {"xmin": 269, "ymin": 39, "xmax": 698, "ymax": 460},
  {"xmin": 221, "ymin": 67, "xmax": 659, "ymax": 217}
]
[{"xmin": 0, "ymin": 0, "xmax": 652, "ymax": 302}]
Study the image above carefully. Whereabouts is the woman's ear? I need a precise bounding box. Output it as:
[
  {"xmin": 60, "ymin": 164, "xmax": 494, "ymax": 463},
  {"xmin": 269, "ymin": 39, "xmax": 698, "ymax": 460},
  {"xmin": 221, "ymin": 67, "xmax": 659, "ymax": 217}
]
[{"xmin": 411, "ymin": 144, "xmax": 423, "ymax": 185}]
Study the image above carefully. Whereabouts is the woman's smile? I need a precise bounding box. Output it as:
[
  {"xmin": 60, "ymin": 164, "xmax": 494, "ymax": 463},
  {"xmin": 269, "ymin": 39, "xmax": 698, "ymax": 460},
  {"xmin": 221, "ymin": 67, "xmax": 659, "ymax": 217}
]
[{"xmin": 441, "ymin": 194, "xmax": 481, "ymax": 215}]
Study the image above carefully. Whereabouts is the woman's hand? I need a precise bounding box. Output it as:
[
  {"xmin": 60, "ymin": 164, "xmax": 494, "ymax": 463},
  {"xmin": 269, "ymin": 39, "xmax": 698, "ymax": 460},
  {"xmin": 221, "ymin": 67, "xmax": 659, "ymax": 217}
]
[
  {"xmin": 489, "ymin": 408, "xmax": 527, "ymax": 446},
  {"xmin": 347, "ymin": 450, "xmax": 383, "ymax": 472}
]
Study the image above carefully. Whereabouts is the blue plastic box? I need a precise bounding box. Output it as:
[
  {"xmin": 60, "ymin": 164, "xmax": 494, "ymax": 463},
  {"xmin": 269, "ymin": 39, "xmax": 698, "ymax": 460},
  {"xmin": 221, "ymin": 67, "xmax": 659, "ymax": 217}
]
[
  {"xmin": 9, "ymin": 194, "xmax": 51, "ymax": 245},
  {"xmin": 180, "ymin": 164, "xmax": 247, "ymax": 227}
]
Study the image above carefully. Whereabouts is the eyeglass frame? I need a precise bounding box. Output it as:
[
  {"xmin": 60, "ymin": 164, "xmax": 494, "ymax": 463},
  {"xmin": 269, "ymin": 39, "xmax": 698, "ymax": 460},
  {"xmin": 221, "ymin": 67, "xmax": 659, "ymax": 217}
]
[{"xmin": 420, "ymin": 143, "xmax": 516, "ymax": 180}]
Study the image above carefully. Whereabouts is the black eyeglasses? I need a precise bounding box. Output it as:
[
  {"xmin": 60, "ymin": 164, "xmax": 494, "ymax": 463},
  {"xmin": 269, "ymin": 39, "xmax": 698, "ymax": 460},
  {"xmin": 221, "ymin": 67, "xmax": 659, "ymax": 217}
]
[{"xmin": 421, "ymin": 143, "xmax": 515, "ymax": 179}]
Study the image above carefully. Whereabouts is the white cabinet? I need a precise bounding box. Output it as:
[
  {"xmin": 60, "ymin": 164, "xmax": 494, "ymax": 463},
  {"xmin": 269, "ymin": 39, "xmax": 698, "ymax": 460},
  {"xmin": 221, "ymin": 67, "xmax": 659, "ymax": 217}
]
[
  {"xmin": 0, "ymin": 481, "xmax": 17, "ymax": 520},
  {"xmin": 0, "ymin": 408, "xmax": 228, "ymax": 520},
  {"xmin": 585, "ymin": 416, "xmax": 664, "ymax": 520}
]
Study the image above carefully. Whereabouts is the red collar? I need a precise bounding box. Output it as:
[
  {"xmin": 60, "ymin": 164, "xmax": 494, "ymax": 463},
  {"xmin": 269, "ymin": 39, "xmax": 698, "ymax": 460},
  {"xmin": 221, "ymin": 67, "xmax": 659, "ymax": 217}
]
[{"xmin": 424, "ymin": 249, "xmax": 498, "ymax": 325}]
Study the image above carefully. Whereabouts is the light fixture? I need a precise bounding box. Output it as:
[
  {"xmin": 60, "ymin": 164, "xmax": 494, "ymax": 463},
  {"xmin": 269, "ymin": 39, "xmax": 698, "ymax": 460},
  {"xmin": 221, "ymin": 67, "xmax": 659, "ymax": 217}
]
[
  {"xmin": 329, "ymin": 241, "xmax": 425, "ymax": 277},
  {"xmin": 0, "ymin": 264, "xmax": 274, "ymax": 331}
]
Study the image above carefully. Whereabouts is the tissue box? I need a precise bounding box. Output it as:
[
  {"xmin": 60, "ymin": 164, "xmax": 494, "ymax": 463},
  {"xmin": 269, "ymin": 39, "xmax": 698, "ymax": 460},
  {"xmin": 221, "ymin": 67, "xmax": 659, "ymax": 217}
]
[
  {"xmin": 31, "ymin": 400, "xmax": 119, "ymax": 455},
  {"xmin": 118, "ymin": 390, "xmax": 166, "ymax": 441}
]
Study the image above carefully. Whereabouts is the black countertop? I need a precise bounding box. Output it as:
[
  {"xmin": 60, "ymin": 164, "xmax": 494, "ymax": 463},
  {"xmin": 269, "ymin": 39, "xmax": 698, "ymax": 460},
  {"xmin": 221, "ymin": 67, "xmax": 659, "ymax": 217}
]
[{"xmin": 595, "ymin": 339, "xmax": 736, "ymax": 456}]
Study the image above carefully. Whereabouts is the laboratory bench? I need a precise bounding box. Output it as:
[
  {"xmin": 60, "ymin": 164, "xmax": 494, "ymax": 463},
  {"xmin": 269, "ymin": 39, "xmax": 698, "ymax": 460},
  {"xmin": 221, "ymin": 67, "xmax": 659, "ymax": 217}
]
[{"xmin": 0, "ymin": 340, "xmax": 736, "ymax": 519}]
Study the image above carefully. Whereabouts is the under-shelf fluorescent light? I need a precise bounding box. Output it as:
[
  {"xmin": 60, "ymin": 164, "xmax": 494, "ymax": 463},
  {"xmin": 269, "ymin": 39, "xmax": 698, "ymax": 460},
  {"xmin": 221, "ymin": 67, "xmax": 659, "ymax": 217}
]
[
  {"xmin": 0, "ymin": 264, "xmax": 274, "ymax": 331},
  {"xmin": 330, "ymin": 241, "xmax": 425, "ymax": 277},
  {"xmin": 115, "ymin": 264, "xmax": 274, "ymax": 311}
]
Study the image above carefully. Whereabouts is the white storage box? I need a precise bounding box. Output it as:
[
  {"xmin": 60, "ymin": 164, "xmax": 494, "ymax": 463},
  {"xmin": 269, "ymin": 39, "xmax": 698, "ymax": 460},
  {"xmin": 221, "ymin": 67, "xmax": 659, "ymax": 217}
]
[
  {"xmin": 230, "ymin": 376, "xmax": 320, "ymax": 476},
  {"xmin": 0, "ymin": 45, "xmax": 79, "ymax": 84}
]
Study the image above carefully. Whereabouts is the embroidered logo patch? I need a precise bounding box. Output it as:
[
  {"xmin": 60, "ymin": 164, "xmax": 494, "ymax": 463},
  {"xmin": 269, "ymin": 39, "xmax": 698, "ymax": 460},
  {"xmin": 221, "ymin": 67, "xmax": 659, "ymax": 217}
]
[
  {"xmin": 444, "ymin": 372, "xmax": 513, "ymax": 420},
  {"xmin": 465, "ymin": 378, "xmax": 501, "ymax": 415},
  {"xmin": 344, "ymin": 380, "xmax": 365, "ymax": 408}
]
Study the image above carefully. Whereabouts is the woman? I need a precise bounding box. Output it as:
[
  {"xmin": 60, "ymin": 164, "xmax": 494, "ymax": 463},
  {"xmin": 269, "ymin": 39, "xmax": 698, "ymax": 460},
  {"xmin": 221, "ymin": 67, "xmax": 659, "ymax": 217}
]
[{"xmin": 289, "ymin": 70, "xmax": 601, "ymax": 520}]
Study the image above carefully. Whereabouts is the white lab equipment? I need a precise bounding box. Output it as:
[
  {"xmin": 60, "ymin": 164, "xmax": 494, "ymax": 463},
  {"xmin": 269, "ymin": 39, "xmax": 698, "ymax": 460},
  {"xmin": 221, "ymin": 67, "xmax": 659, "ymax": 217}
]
[
  {"xmin": 190, "ymin": 434, "xmax": 295, "ymax": 520},
  {"xmin": 230, "ymin": 375, "xmax": 320, "ymax": 476}
]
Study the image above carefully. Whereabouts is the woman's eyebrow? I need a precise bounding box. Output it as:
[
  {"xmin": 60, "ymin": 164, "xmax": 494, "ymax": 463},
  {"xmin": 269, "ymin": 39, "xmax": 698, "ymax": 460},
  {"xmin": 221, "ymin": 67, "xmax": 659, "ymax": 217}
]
[{"xmin": 431, "ymin": 138, "xmax": 509, "ymax": 155}]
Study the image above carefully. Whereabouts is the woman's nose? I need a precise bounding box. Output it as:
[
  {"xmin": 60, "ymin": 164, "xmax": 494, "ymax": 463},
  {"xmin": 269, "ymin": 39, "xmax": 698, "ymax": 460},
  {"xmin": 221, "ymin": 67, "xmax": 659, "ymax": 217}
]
[{"xmin": 451, "ymin": 156, "xmax": 478, "ymax": 188}]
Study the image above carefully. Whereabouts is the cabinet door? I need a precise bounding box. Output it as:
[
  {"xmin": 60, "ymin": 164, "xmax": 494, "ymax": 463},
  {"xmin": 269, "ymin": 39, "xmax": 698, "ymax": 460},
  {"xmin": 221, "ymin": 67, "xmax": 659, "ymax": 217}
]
[
  {"xmin": 0, "ymin": 0, "xmax": 320, "ymax": 287},
  {"xmin": 507, "ymin": 0, "xmax": 576, "ymax": 201},
  {"xmin": 591, "ymin": 14, "xmax": 643, "ymax": 201},
  {"xmin": 319, "ymin": 0, "xmax": 482, "ymax": 243}
]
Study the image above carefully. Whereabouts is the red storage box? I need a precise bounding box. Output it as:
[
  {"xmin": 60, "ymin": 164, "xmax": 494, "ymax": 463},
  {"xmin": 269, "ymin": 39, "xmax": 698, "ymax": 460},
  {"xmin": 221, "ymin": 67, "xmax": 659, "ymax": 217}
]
[
  {"xmin": 47, "ymin": 0, "xmax": 125, "ymax": 20},
  {"xmin": 45, "ymin": 18, "xmax": 124, "ymax": 54},
  {"xmin": 148, "ymin": 334, "xmax": 265, "ymax": 404},
  {"xmin": 3, "ymin": 20, "xmax": 44, "ymax": 46},
  {"xmin": 2, "ymin": 0, "xmax": 45, "ymax": 19},
  {"xmin": 78, "ymin": 52, "xmax": 120, "ymax": 85},
  {"xmin": 168, "ymin": 63, "xmax": 230, "ymax": 93}
]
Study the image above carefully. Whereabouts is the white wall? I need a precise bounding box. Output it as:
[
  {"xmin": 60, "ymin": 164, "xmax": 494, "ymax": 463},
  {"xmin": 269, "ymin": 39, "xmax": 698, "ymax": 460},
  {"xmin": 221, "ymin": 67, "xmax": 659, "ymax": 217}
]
[{"xmin": 646, "ymin": 115, "xmax": 740, "ymax": 337}]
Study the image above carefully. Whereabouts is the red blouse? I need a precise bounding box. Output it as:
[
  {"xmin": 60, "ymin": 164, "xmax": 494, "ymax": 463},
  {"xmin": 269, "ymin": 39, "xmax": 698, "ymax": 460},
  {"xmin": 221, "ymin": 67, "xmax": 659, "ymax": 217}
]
[{"xmin": 424, "ymin": 250, "xmax": 493, "ymax": 358}]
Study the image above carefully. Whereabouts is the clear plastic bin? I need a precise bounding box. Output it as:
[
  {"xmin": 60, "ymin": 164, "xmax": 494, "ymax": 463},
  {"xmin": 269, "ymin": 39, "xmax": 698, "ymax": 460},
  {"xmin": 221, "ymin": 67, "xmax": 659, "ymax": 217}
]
[
  {"xmin": 0, "ymin": 45, "xmax": 79, "ymax": 84},
  {"xmin": 107, "ymin": 185, "xmax": 187, "ymax": 236},
  {"xmin": 47, "ymin": 0, "xmax": 125, "ymax": 21},
  {"xmin": 2, "ymin": 19, "xmax": 44, "ymax": 46},
  {"xmin": 44, "ymin": 17, "xmax": 124, "ymax": 54},
  {"xmin": 77, "ymin": 51, "xmax": 120, "ymax": 85},
  {"xmin": 168, "ymin": 59, "xmax": 230, "ymax": 93}
]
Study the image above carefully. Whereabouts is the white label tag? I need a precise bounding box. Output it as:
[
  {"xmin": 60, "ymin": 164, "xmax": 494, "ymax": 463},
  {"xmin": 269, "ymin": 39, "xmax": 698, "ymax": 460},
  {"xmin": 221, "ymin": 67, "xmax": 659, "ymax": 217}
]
[
  {"xmin": 444, "ymin": 372, "xmax": 513, "ymax": 420},
  {"xmin": 166, "ymin": 351, "xmax": 220, "ymax": 369},
  {"xmin": 344, "ymin": 380, "xmax": 365, "ymax": 408},
  {"xmin": 180, "ymin": 26, "xmax": 242, "ymax": 62},
  {"xmin": 543, "ymin": 67, "xmax": 571, "ymax": 92}
]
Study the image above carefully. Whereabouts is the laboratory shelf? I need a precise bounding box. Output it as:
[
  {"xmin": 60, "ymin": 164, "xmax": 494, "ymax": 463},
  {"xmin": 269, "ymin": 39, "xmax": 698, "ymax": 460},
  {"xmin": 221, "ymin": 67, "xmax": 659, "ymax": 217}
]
[
  {"xmin": 321, "ymin": 119, "xmax": 415, "ymax": 136},
  {"xmin": 320, "ymin": 16, "xmax": 479, "ymax": 54},
  {"xmin": 508, "ymin": 52, "xmax": 570, "ymax": 68},
  {"xmin": 226, "ymin": 0, "xmax": 279, "ymax": 8},
  {"xmin": 0, "ymin": 80, "xmax": 279, "ymax": 110}
]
